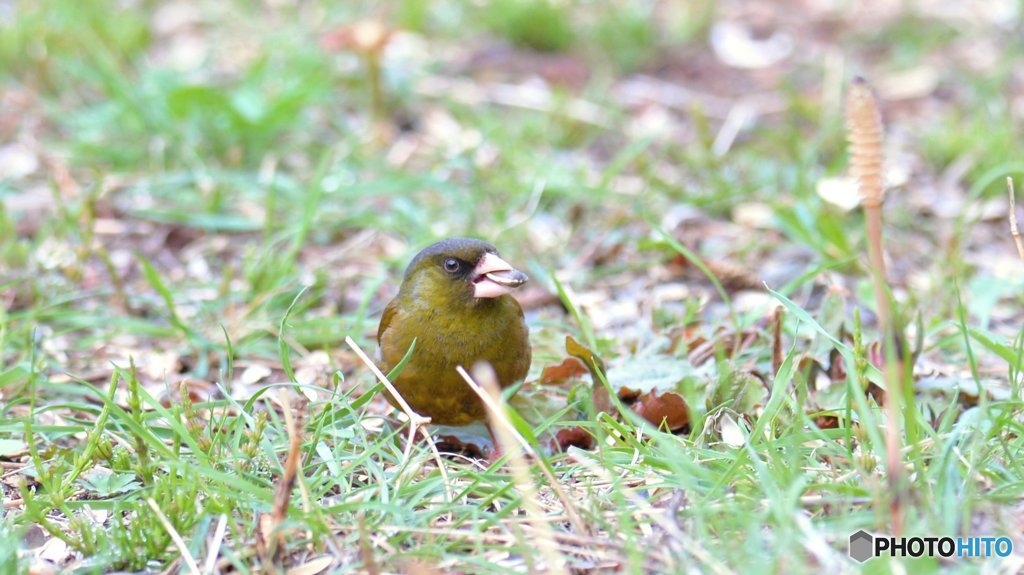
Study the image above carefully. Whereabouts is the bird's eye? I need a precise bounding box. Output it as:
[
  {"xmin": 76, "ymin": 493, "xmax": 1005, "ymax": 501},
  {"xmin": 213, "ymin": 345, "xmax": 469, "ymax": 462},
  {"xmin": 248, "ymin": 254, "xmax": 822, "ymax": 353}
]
[{"xmin": 443, "ymin": 258, "xmax": 461, "ymax": 273}]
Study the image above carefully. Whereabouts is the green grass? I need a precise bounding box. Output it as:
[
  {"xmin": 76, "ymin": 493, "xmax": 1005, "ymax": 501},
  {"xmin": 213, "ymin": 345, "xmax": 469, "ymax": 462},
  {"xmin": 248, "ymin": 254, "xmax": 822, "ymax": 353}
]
[{"xmin": 2, "ymin": 0, "xmax": 1023, "ymax": 573}]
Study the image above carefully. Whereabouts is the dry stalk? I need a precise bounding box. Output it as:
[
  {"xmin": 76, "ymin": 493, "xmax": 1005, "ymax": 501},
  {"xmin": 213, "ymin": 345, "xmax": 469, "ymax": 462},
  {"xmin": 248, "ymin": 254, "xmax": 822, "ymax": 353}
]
[
  {"xmin": 273, "ymin": 388, "xmax": 304, "ymax": 527},
  {"xmin": 1008, "ymin": 177, "xmax": 1024, "ymax": 260},
  {"xmin": 771, "ymin": 305, "xmax": 784, "ymax": 376},
  {"xmin": 345, "ymin": 336, "xmax": 453, "ymax": 502},
  {"xmin": 202, "ymin": 514, "xmax": 228, "ymax": 575},
  {"xmin": 845, "ymin": 77, "xmax": 904, "ymax": 536},
  {"xmin": 257, "ymin": 388, "xmax": 306, "ymax": 570},
  {"xmin": 146, "ymin": 498, "xmax": 201, "ymax": 575}
]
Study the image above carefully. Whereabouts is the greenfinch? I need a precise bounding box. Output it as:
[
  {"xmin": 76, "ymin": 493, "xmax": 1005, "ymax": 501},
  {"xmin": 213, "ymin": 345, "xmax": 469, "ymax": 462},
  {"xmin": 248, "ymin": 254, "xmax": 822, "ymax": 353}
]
[{"xmin": 376, "ymin": 238, "xmax": 531, "ymax": 425}]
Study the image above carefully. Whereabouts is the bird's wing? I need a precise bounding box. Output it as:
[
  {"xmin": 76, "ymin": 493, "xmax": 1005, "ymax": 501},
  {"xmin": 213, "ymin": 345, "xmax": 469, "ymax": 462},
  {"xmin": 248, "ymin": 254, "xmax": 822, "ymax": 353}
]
[{"xmin": 377, "ymin": 296, "xmax": 400, "ymax": 343}]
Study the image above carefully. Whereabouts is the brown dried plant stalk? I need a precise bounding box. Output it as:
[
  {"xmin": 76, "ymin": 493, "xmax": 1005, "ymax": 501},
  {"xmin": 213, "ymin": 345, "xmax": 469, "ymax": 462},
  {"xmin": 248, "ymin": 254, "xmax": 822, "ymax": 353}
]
[{"xmin": 845, "ymin": 77, "xmax": 904, "ymax": 536}]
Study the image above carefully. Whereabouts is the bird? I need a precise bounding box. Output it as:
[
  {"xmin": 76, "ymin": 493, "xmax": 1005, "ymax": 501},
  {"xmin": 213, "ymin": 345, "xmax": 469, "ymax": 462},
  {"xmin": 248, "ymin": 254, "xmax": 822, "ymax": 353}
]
[{"xmin": 376, "ymin": 237, "xmax": 532, "ymax": 426}]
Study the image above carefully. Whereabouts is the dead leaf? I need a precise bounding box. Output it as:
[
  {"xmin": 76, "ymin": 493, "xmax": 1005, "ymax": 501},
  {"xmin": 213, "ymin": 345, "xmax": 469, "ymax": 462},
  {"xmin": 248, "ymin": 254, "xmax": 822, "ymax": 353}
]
[
  {"xmin": 540, "ymin": 357, "xmax": 588, "ymax": 384},
  {"xmin": 241, "ymin": 364, "xmax": 273, "ymax": 385},
  {"xmin": 37, "ymin": 537, "xmax": 68, "ymax": 564},
  {"xmin": 827, "ymin": 348, "xmax": 847, "ymax": 383},
  {"xmin": 551, "ymin": 427, "xmax": 595, "ymax": 452},
  {"xmin": 719, "ymin": 413, "xmax": 745, "ymax": 447},
  {"xmin": 813, "ymin": 415, "xmax": 841, "ymax": 429},
  {"xmin": 866, "ymin": 381, "xmax": 886, "ymax": 405},
  {"xmin": 632, "ymin": 390, "xmax": 689, "ymax": 432}
]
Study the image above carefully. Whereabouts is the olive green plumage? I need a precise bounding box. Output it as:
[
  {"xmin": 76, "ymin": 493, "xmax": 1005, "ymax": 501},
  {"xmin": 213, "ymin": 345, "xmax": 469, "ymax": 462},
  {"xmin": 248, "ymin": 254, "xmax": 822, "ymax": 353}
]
[{"xmin": 376, "ymin": 238, "xmax": 531, "ymax": 425}]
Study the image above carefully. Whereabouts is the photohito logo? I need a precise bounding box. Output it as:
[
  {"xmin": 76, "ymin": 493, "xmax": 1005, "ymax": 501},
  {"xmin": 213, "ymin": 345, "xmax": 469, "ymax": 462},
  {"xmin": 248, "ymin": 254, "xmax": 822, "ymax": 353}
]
[{"xmin": 848, "ymin": 530, "xmax": 1013, "ymax": 563}]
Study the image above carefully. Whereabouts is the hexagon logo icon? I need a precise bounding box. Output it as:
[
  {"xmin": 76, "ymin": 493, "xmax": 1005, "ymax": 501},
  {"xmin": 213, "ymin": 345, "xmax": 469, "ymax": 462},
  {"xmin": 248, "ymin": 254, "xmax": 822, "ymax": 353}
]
[{"xmin": 849, "ymin": 530, "xmax": 874, "ymax": 563}]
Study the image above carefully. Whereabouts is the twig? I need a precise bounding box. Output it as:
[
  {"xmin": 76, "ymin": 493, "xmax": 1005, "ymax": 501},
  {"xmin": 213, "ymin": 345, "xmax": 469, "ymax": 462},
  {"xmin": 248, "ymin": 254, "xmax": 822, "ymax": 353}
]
[
  {"xmin": 1008, "ymin": 177, "xmax": 1024, "ymax": 260},
  {"xmin": 146, "ymin": 498, "xmax": 201, "ymax": 575},
  {"xmin": 461, "ymin": 363, "xmax": 569, "ymax": 575},
  {"xmin": 344, "ymin": 336, "xmax": 452, "ymax": 502}
]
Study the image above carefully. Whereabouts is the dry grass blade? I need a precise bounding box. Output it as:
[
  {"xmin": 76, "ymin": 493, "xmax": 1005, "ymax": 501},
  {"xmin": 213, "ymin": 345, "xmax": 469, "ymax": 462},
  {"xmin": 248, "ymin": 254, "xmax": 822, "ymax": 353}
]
[
  {"xmin": 274, "ymin": 388, "xmax": 303, "ymax": 526},
  {"xmin": 462, "ymin": 362, "xmax": 569, "ymax": 575},
  {"xmin": 344, "ymin": 336, "xmax": 453, "ymax": 502},
  {"xmin": 258, "ymin": 388, "xmax": 306, "ymax": 569},
  {"xmin": 146, "ymin": 498, "xmax": 201, "ymax": 575},
  {"xmin": 845, "ymin": 76, "xmax": 904, "ymax": 537},
  {"xmin": 202, "ymin": 514, "xmax": 228, "ymax": 575},
  {"xmin": 771, "ymin": 305, "xmax": 784, "ymax": 376},
  {"xmin": 1008, "ymin": 177, "xmax": 1024, "ymax": 260}
]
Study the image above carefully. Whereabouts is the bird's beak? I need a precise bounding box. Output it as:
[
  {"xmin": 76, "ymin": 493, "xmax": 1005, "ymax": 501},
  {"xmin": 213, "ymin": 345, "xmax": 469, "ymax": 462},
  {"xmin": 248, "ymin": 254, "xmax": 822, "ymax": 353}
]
[{"xmin": 472, "ymin": 252, "xmax": 528, "ymax": 298}]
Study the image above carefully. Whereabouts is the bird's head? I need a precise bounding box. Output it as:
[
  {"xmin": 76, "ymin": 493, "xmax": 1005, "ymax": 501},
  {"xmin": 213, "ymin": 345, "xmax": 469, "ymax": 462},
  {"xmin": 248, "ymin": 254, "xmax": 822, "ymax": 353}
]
[{"xmin": 401, "ymin": 238, "xmax": 529, "ymax": 307}]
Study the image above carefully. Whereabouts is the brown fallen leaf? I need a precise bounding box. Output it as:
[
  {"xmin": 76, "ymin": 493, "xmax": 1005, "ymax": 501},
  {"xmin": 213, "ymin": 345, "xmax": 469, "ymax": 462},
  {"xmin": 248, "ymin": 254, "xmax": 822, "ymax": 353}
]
[
  {"xmin": 632, "ymin": 390, "xmax": 689, "ymax": 432},
  {"xmin": 813, "ymin": 414, "xmax": 841, "ymax": 429},
  {"xmin": 827, "ymin": 347, "xmax": 848, "ymax": 383},
  {"xmin": 551, "ymin": 427, "xmax": 595, "ymax": 452},
  {"xmin": 617, "ymin": 386, "xmax": 642, "ymax": 403},
  {"xmin": 540, "ymin": 357, "xmax": 588, "ymax": 385},
  {"xmin": 797, "ymin": 356, "xmax": 824, "ymax": 393},
  {"xmin": 866, "ymin": 381, "xmax": 886, "ymax": 406}
]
